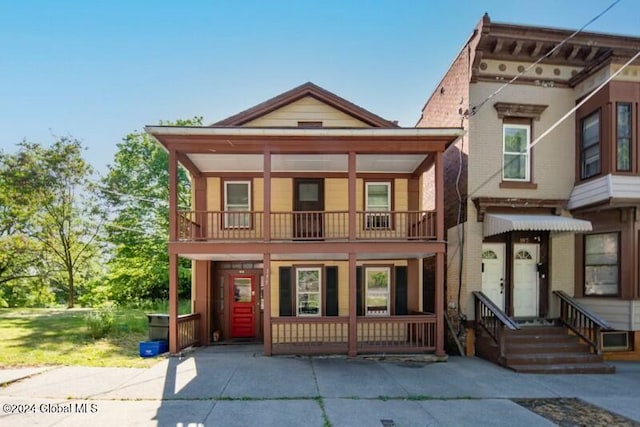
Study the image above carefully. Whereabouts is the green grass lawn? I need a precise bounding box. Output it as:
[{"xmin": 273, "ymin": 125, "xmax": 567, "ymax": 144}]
[{"xmin": 0, "ymin": 308, "xmax": 166, "ymax": 368}]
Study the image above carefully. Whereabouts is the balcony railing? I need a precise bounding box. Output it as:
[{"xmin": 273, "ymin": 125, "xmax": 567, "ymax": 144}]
[
  {"xmin": 177, "ymin": 210, "xmax": 437, "ymax": 241},
  {"xmin": 177, "ymin": 313, "xmax": 201, "ymax": 351}
]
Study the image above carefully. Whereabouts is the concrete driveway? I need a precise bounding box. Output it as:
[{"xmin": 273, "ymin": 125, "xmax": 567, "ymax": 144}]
[{"xmin": 1, "ymin": 345, "xmax": 639, "ymax": 426}]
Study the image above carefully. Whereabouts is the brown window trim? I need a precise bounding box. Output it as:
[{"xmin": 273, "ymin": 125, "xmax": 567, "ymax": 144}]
[
  {"xmin": 615, "ymin": 102, "xmax": 632, "ymax": 172},
  {"xmin": 583, "ymin": 231, "xmax": 620, "ymax": 298},
  {"xmin": 220, "ymin": 178, "xmax": 255, "ymax": 230},
  {"xmin": 499, "ymin": 181, "xmax": 538, "ymax": 189},
  {"xmin": 579, "ymin": 109, "xmax": 601, "ymax": 181},
  {"xmin": 363, "ymin": 179, "xmax": 395, "ymax": 231}
]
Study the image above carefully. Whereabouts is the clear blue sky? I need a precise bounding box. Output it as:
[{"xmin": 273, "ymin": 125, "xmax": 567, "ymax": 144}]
[{"xmin": 1, "ymin": 0, "xmax": 639, "ymax": 173}]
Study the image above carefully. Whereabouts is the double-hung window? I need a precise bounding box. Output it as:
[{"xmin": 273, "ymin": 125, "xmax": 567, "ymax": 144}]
[
  {"xmin": 296, "ymin": 267, "xmax": 321, "ymax": 316},
  {"xmin": 502, "ymin": 124, "xmax": 531, "ymax": 181},
  {"xmin": 365, "ymin": 266, "xmax": 390, "ymax": 316},
  {"xmin": 584, "ymin": 232, "xmax": 619, "ymax": 296},
  {"xmin": 617, "ymin": 103, "xmax": 632, "ymax": 171},
  {"xmin": 581, "ymin": 111, "xmax": 600, "ymax": 179},
  {"xmin": 365, "ymin": 182, "xmax": 391, "ymax": 229},
  {"xmin": 224, "ymin": 180, "xmax": 251, "ymax": 228}
]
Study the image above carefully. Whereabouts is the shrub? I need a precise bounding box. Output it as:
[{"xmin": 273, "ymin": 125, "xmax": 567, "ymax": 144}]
[{"xmin": 85, "ymin": 302, "xmax": 116, "ymax": 339}]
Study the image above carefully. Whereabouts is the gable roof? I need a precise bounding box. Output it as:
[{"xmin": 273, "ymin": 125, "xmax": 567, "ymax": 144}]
[{"xmin": 213, "ymin": 81, "xmax": 399, "ymax": 128}]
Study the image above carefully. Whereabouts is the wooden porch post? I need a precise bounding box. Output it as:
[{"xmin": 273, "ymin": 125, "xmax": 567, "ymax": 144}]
[
  {"xmin": 263, "ymin": 253, "xmax": 272, "ymax": 356},
  {"xmin": 348, "ymin": 151, "xmax": 356, "ymax": 241},
  {"xmin": 263, "ymin": 149, "xmax": 271, "ymax": 241},
  {"xmin": 168, "ymin": 150, "xmax": 179, "ymax": 354},
  {"xmin": 348, "ymin": 252, "xmax": 357, "ymax": 357},
  {"xmin": 435, "ymin": 150, "xmax": 446, "ymax": 356},
  {"xmin": 435, "ymin": 151, "xmax": 444, "ymax": 241},
  {"xmin": 263, "ymin": 149, "xmax": 272, "ymax": 356},
  {"xmin": 348, "ymin": 152, "xmax": 357, "ymax": 356},
  {"xmin": 435, "ymin": 251, "xmax": 445, "ymax": 356},
  {"xmin": 194, "ymin": 176, "xmax": 207, "ymax": 238},
  {"xmin": 169, "ymin": 253, "xmax": 179, "ymax": 354},
  {"xmin": 194, "ymin": 260, "xmax": 210, "ymax": 346}
]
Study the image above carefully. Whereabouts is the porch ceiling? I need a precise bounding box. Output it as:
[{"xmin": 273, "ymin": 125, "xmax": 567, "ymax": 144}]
[{"xmin": 186, "ymin": 153, "xmax": 428, "ymax": 173}]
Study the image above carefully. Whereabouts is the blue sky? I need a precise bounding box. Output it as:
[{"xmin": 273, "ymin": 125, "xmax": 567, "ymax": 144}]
[{"xmin": 1, "ymin": 0, "xmax": 639, "ymax": 173}]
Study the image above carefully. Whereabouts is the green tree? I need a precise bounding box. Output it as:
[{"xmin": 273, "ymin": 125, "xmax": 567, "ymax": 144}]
[
  {"xmin": 102, "ymin": 118, "xmax": 199, "ymax": 304},
  {"xmin": 0, "ymin": 138, "xmax": 102, "ymax": 308}
]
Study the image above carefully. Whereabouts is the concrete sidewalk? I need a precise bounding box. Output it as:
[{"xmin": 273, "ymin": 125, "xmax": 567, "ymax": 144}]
[{"xmin": 1, "ymin": 345, "xmax": 639, "ymax": 426}]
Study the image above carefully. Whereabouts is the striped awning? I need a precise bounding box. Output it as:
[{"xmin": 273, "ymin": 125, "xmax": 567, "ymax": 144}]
[{"xmin": 483, "ymin": 214, "xmax": 592, "ymax": 237}]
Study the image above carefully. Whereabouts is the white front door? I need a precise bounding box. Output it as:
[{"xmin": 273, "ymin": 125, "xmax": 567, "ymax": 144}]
[
  {"xmin": 513, "ymin": 243, "xmax": 539, "ymax": 317},
  {"xmin": 482, "ymin": 243, "xmax": 505, "ymax": 311}
]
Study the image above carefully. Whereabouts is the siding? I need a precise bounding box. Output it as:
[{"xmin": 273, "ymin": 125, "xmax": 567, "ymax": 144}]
[
  {"xmin": 568, "ymin": 175, "xmax": 611, "ymax": 209},
  {"xmin": 548, "ymin": 233, "xmax": 576, "ymax": 318},
  {"xmin": 468, "ymin": 82, "xmax": 576, "ymax": 201},
  {"xmin": 575, "ymin": 298, "xmax": 640, "ymax": 331},
  {"xmin": 270, "ymin": 259, "xmax": 409, "ymax": 318},
  {"xmin": 243, "ymin": 96, "xmax": 370, "ymax": 127}
]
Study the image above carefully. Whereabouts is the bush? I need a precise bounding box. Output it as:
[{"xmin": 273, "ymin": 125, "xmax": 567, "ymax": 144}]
[{"xmin": 85, "ymin": 302, "xmax": 116, "ymax": 339}]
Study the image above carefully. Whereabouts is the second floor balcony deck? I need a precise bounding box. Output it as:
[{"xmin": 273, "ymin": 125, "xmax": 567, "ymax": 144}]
[{"xmin": 178, "ymin": 210, "xmax": 437, "ymax": 242}]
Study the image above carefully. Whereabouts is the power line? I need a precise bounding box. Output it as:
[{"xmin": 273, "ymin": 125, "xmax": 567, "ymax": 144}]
[{"xmin": 466, "ymin": 0, "xmax": 621, "ymax": 118}]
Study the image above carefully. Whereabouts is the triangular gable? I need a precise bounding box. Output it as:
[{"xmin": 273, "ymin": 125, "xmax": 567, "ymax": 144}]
[{"xmin": 213, "ymin": 82, "xmax": 398, "ymax": 128}]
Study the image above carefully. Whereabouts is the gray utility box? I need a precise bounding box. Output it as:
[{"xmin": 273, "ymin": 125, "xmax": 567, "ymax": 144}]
[{"xmin": 147, "ymin": 314, "xmax": 169, "ymax": 341}]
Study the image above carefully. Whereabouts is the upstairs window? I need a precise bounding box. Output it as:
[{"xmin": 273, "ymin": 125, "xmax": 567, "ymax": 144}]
[
  {"xmin": 617, "ymin": 103, "xmax": 632, "ymax": 171},
  {"xmin": 365, "ymin": 182, "xmax": 391, "ymax": 229},
  {"xmin": 502, "ymin": 124, "xmax": 531, "ymax": 181},
  {"xmin": 581, "ymin": 111, "xmax": 600, "ymax": 179},
  {"xmin": 224, "ymin": 180, "xmax": 251, "ymax": 228}
]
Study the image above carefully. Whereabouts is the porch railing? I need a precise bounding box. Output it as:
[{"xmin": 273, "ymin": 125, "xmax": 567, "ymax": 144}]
[
  {"xmin": 473, "ymin": 291, "xmax": 519, "ymax": 358},
  {"xmin": 177, "ymin": 313, "xmax": 201, "ymax": 351},
  {"xmin": 271, "ymin": 317, "xmax": 349, "ymax": 354},
  {"xmin": 553, "ymin": 290, "xmax": 611, "ymax": 354},
  {"xmin": 177, "ymin": 210, "xmax": 437, "ymax": 241},
  {"xmin": 357, "ymin": 314, "xmax": 437, "ymax": 353},
  {"xmin": 270, "ymin": 314, "xmax": 436, "ymax": 355}
]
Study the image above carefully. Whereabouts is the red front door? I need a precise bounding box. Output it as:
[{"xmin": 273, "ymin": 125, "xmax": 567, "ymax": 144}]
[{"xmin": 230, "ymin": 275, "xmax": 255, "ymax": 338}]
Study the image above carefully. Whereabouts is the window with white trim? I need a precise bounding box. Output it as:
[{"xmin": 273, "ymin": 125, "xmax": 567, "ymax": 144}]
[
  {"xmin": 296, "ymin": 267, "xmax": 321, "ymax": 316},
  {"xmin": 365, "ymin": 266, "xmax": 390, "ymax": 316},
  {"xmin": 502, "ymin": 124, "xmax": 531, "ymax": 181},
  {"xmin": 224, "ymin": 180, "xmax": 251, "ymax": 228},
  {"xmin": 585, "ymin": 232, "xmax": 619, "ymax": 296},
  {"xmin": 365, "ymin": 182, "xmax": 391, "ymax": 229}
]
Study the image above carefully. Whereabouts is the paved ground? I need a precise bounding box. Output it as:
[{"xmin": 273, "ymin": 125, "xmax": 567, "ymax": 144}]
[{"xmin": 1, "ymin": 345, "xmax": 639, "ymax": 426}]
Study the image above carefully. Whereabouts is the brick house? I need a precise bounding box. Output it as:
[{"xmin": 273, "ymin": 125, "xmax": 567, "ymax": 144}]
[{"xmin": 418, "ymin": 14, "xmax": 640, "ymax": 371}]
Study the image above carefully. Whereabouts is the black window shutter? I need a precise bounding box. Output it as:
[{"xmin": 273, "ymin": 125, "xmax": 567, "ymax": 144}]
[
  {"xmin": 279, "ymin": 266, "xmax": 293, "ymax": 316},
  {"xmin": 395, "ymin": 266, "xmax": 408, "ymax": 315},
  {"xmin": 325, "ymin": 266, "xmax": 339, "ymax": 316},
  {"xmin": 356, "ymin": 266, "xmax": 363, "ymax": 316}
]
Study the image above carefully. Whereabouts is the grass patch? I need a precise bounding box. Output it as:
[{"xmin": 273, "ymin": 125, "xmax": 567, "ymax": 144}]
[{"xmin": 0, "ymin": 307, "xmax": 177, "ymax": 368}]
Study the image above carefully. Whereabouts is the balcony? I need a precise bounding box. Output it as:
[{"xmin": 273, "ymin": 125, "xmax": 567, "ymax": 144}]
[{"xmin": 177, "ymin": 210, "xmax": 437, "ymax": 242}]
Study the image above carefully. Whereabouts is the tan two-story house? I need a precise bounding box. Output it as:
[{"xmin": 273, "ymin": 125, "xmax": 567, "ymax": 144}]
[
  {"xmin": 418, "ymin": 14, "xmax": 640, "ymax": 371},
  {"xmin": 147, "ymin": 82, "xmax": 463, "ymax": 357}
]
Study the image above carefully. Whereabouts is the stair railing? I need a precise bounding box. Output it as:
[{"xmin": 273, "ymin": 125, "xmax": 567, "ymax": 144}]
[
  {"xmin": 553, "ymin": 290, "xmax": 611, "ymax": 354},
  {"xmin": 473, "ymin": 291, "xmax": 519, "ymax": 358}
]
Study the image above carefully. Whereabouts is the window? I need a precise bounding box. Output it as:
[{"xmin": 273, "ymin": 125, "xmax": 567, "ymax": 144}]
[
  {"xmin": 584, "ymin": 232, "xmax": 619, "ymax": 296},
  {"xmin": 617, "ymin": 103, "xmax": 632, "ymax": 171},
  {"xmin": 365, "ymin": 182, "xmax": 391, "ymax": 229},
  {"xmin": 224, "ymin": 180, "xmax": 251, "ymax": 228},
  {"xmin": 296, "ymin": 267, "xmax": 321, "ymax": 316},
  {"xmin": 503, "ymin": 124, "xmax": 531, "ymax": 181},
  {"xmin": 581, "ymin": 111, "xmax": 600, "ymax": 179},
  {"xmin": 365, "ymin": 267, "xmax": 390, "ymax": 315}
]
